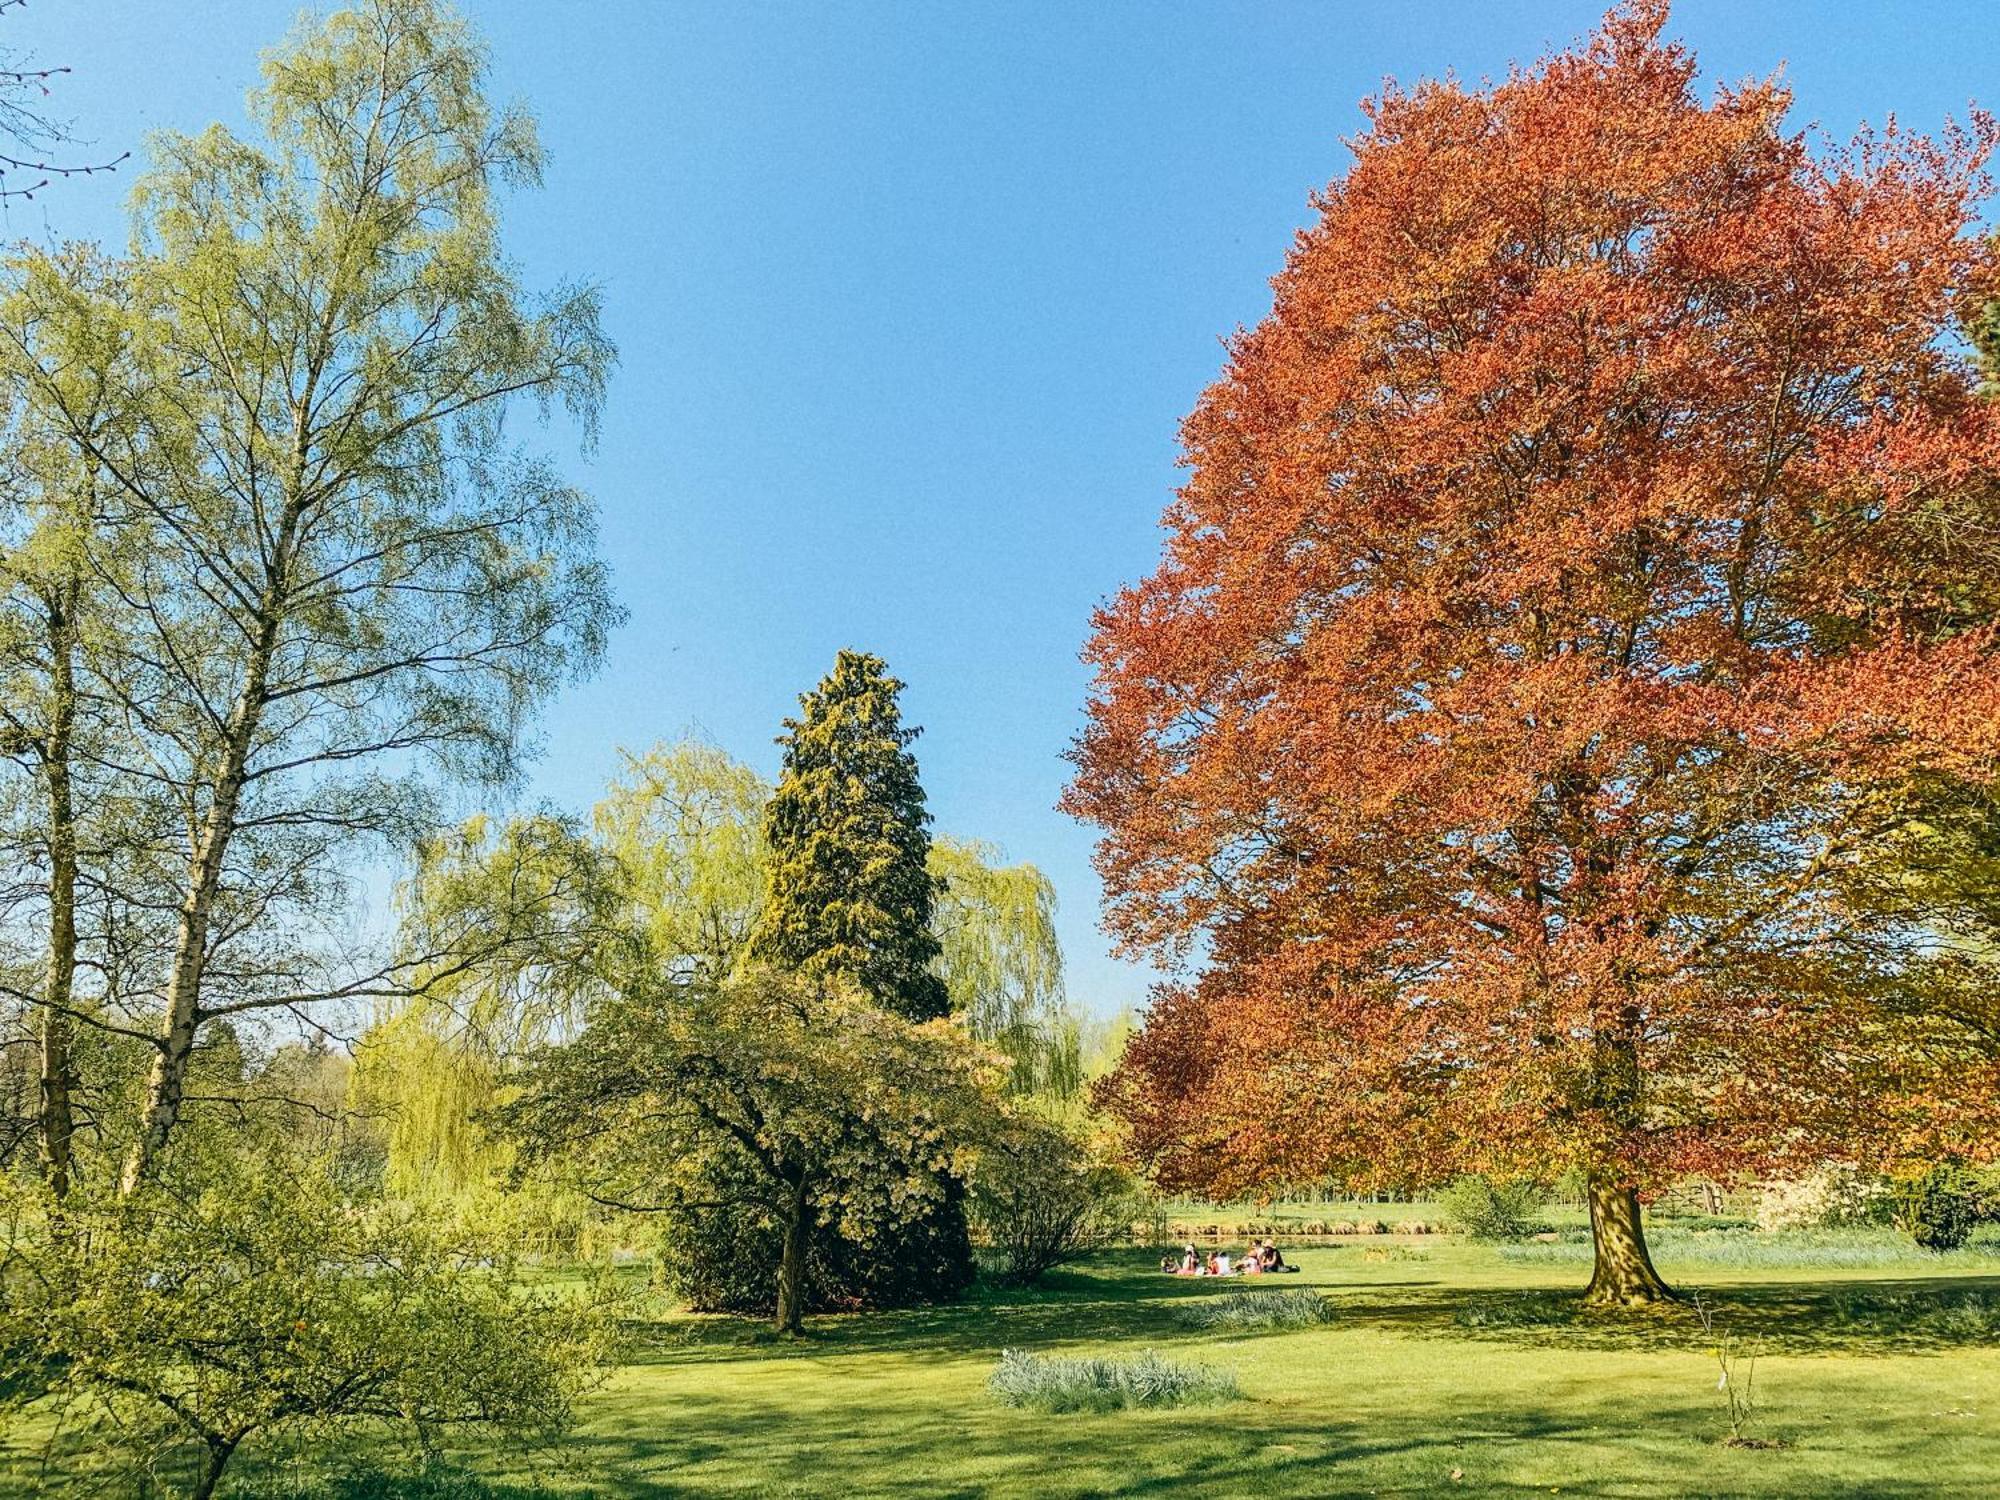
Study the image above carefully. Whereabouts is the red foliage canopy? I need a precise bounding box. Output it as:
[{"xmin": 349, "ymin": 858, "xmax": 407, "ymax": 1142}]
[{"xmin": 1069, "ymin": 3, "xmax": 2000, "ymax": 1199}]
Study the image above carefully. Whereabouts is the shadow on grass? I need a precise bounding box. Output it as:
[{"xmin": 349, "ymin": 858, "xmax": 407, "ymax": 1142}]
[
  {"xmin": 383, "ymin": 1379, "xmax": 1960, "ymax": 1500},
  {"xmin": 1388, "ymin": 1274, "xmax": 2000, "ymax": 1356},
  {"xmin": 623, "ymin": 1250, "xmax": 1351, "ymax": 1366},
  {"xmin": 629, "ymin": 1248, "xmax": 2000, "ymax": 1368}
]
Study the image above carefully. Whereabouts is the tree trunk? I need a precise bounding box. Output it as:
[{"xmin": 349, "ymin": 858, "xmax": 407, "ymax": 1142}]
[
  {"xmin": 37, "ymin": 586, "xmax": 79, "ymax": 1200},
  {"xmin": 775, "ymin": 1174, "xmax": 811, "ymax": 1336},
  {"xmin": 189, "ymin": 1432, "xmax": 241, "ymax": 1500},
  {"xmin": 120, "ymin": 603, "xmax": 280, "ymax": 1196},
  {"xmin": 1583, "ymin": 1169, "xmax": 1674, "ymax": 1306}
]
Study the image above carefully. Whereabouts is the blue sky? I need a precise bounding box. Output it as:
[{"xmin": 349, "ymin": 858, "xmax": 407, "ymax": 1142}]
[{"xmin": 16, "ymin": 2, "xmax": 1997, "ymax": 1016}]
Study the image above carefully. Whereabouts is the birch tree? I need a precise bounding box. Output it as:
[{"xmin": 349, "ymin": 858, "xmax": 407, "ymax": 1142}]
[{"xmin": 0, "ymin": 0, "xmax": 619, "ymax": 1193}]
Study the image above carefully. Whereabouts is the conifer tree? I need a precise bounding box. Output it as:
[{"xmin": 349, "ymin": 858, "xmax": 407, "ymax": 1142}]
[{"xmin": 753, "ymin": 650, "xmax": 948, "ymax": 1021}]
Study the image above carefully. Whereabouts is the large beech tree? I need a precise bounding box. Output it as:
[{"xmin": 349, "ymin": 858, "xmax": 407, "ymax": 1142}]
[{"xmin": 1069, "ymin": 2, "xmax": 2000, "ymax": 1304}]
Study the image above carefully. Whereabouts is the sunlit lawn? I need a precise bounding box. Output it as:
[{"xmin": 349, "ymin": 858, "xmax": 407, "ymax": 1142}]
[
  {"xmin": 138, "ymin": 1234, "xmax": 2000, "ymax": 1498},
  {"xmin": 5, "ymin": 1234, "xmax": 1996, "ymax": 1496}
]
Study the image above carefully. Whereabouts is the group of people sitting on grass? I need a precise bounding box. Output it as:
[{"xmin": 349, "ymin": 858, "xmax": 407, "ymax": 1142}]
[{"xmin": 1160, "ymin": 1238, "xmax": 1294, "ymax": 1276}]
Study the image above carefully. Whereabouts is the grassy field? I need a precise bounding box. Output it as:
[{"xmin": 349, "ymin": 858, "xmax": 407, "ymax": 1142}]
[{"xmin": 11, "ymin": 1233, "xmax": 2000, "ymax": 1498}]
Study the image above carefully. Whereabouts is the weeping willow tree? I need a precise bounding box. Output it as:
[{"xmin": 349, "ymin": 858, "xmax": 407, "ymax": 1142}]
[
  {"xmin": 593, "ymin": 741, "xmax": 768, "ymax": 982},
  {"xmin": 352, "ymin": 813, "xmax": 622, "ymax": 1214},
  {"xmin": 931, "ymin": 836, "xmax": 1080, "ymax": 1098}
]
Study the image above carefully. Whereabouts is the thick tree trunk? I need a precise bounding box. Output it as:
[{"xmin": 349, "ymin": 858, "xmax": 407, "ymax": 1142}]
[
  {"xmin": 37, "ymin": 588, "xmax": 79, "ymax": 1200},
  {"xmin": 1583, "ymin": 1169, "xmax": 1674, "ymax": 1307},
  {"xmin": 775, "ymin": 1174, "xmax": 811, "ymax": 1336}
]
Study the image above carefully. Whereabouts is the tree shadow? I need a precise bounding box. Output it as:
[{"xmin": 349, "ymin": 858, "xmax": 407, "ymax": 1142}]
[{"xmin": 1415, "ymin": 1274, "xmax": 2000, "ymax": 1356}]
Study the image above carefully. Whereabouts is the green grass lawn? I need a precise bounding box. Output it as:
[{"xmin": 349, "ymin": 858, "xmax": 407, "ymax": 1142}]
[{"xmin": 11, "ymin": 1236, "xmax": 2000, "ymax": 1498}]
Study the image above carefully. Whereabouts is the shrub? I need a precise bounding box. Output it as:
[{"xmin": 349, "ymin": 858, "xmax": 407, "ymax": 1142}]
[
  {"xmin": 967, "ymin": 1116, "xmax": 1133, "ymax": 1286},
  {"xmin": 0, "ymin": 1152, "xmax": 619, "ymax": 1500},
  {"xmin": 1172, "ymin": 1288, "xmax": 1336, "ymax": 1331},
  {"xmin": 987, "ymin": 1349, "xmax": 1240, "ymax": 1413},
  {"xmin": 1438, "ymin": 1174, "xmax": 1544, "ymax": 1241},
  {"xmin": 653, "ymin": 1152, "xmax": 975, "ymax": 1314},
  {"xmin": 1755, "ymin": 1166, "xmax": 1891, "ymax": 1231},
  {"xmin": 1895, "ymin": 1163, "xmax": 1982, "ymax": 1252}
]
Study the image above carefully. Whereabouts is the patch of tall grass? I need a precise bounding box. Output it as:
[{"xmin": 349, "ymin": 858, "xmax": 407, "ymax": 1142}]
[
  {"xmin": 1499, "ymin": 1226, "xmax": 2000, "ymax": 1271},
  {"xmin": 987, "ymin": 1348, "xmax": 1241, "ymax": 1413},
  {"xmin": 1171, "ymin": 1287, "xmax": 1336, "ymax": 1331}
]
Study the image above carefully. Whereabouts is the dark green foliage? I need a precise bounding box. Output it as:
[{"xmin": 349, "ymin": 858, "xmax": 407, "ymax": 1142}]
[
  {"xmin": 722, "ymin": 650, "xmax": 970, "ymax": 1308},
  {"xmin": 752, "ymin": 650, "xmax": 948, "ymax": 1021},
  {"xmin": 653, "ymin": 1156, "xmax": 974, "ymax": 1316},
  {"xmin": 1894, "ymin": 1163, "xmax": 1983, "ymax": 1252},
  {"xmin": 1438, "ymin": 1174, "xmax": 1545, "ymax": 1241}
]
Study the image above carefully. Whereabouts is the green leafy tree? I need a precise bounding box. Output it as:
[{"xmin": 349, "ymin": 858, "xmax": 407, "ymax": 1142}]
[
  {"xmin": 503, "ymin": 970, "xmax": 1000, "ymax": 1335},
  {"xmin": 752, "ymin": 651, "xmax": 947, "ymax": 1020},
  {"xmin": 0, "ymin": 1148, "xmax": 618, "ymax": 1499},
  {"xmin": 355, "ymin": 813, "xmax": 623, "ymax": 1206},
  {"xmin": 0, "ymin": 0, "xmax": 619, "ymax": 1195},
  {"xmin": 931, "ymin": 835, "xmax": 1080, "ymax": 1098},
  {"xmin": 595, "ymin": 740, "xmax": 770, "ymax": 982}
]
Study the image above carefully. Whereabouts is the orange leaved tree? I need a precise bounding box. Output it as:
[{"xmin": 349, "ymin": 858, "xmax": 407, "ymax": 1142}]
[{"xmin": 1067, "ymin": 2, "xmax": 2000, "ymax": 1304}]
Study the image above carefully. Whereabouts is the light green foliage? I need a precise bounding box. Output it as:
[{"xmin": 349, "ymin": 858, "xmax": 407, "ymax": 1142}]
[
  {"xmin": 0, "ymin": 0, "xmax": 621, "ymax": 1189},
  {"xmin": 1172, "ymin": 1287, "xmax": 1336, "ymax": 1331},
  {"xmin": 355, "ymin": 813, "xmax": 621, "ymax": 1206},
  {"xmin": 752, "ymin": 652, "xmax": 948, "ymax": 1021},
  {"xmin": 1755, "ymin": 1166, "xmax": 1892, "ymax": 1231},
  {"xmin": 1438, "ymin": 1174, "xmax": 1546, "ymax": 1241},
  {"xmin": 986, "ymin": 1349, "xmax": 1241, "ymax": 1413},
  {"xmin": 931, "ymin": 836, "xmax": 1080, "ymax": 1096},
  {"xmin": 966, "ymin": 1110, "xmax": 1131, "ymax": 1285},
  {"xmin": 594, "ymin": 741, "xmax": 770, "ymax": 981},
  {"xmin": 0, "ymin": 1149, "xmax": 619, "ymax": 1499}
]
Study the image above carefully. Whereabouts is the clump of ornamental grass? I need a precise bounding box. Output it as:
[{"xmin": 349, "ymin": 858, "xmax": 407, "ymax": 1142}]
[
  {"xmin": 987, "ymin": 1348, "xmax": 1241, "ymax": 1413},
  {"xmin": 1172, "ymin": 1287, "xmax": 1336, "ymax": 1331}
]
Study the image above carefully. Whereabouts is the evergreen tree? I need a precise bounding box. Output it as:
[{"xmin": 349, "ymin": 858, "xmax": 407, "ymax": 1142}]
[
  {"xmin": 753, "ymin": 650, "xmax": 948, "ymax": 1021},
  {"xmin": 705, "ymin": 651, "xmax": 973, "ymax": 1311}
]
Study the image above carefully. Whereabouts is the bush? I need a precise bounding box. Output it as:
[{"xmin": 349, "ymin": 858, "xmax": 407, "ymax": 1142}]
[
  {"xmin": 967, "ymin": 1116, "xmax": 1132, "ymax": 1286},
  {"xmin": 654, "ymin": 1150, "xmax": 975, "ymax": 1314},
  {"xmin": 0, "ymin": 1151, "xmax": 618, "ymax": 1500},
  {"xmin": 986, "ymin": 1349, "xmax": 1240, "ymax": 1413},
  {"xmin": 1438, "ymin": 1174, "xmax": 1544, "ymax": 1241},
  {"xmin": 1755, "ymin": 1166, "xmax": 1891, "ymax": 1231},
  {"xmin": 1895, "ymin": 1163, "xmax": 1982, "ymax": 1252},
  {"xmin": 1172, "ymin": 1287, "xmax": 1336, "ymax": 1331}
]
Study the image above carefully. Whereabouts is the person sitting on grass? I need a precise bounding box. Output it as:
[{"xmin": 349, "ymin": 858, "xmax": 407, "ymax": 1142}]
[
  {"xmin": 1178, "ymin": 1244, "xmax": 1201, "ymax": 1275},
  {"xmin": 1260, "ymin": 1239, "xmax": 1290, "ymax": 1272},
  {"xmin": 1240, "ymin": 1242, "xmax": 1264, "ymax": 1274}
]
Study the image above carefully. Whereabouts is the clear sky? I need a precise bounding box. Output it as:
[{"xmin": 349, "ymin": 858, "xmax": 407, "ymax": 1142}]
[{"xmin": 14, "ymin": 2, "xmax": 1998, "ymax": 1016}]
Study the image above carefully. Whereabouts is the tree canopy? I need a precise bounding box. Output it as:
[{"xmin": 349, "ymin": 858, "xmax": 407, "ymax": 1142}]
[
  {"xmin": 1070, "ymin": 0, "xmax": 2000, "ymax": 1302},
  {"xmin": 753, "ymin": 651, "xmax": 949, "ymax": 1021}
]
